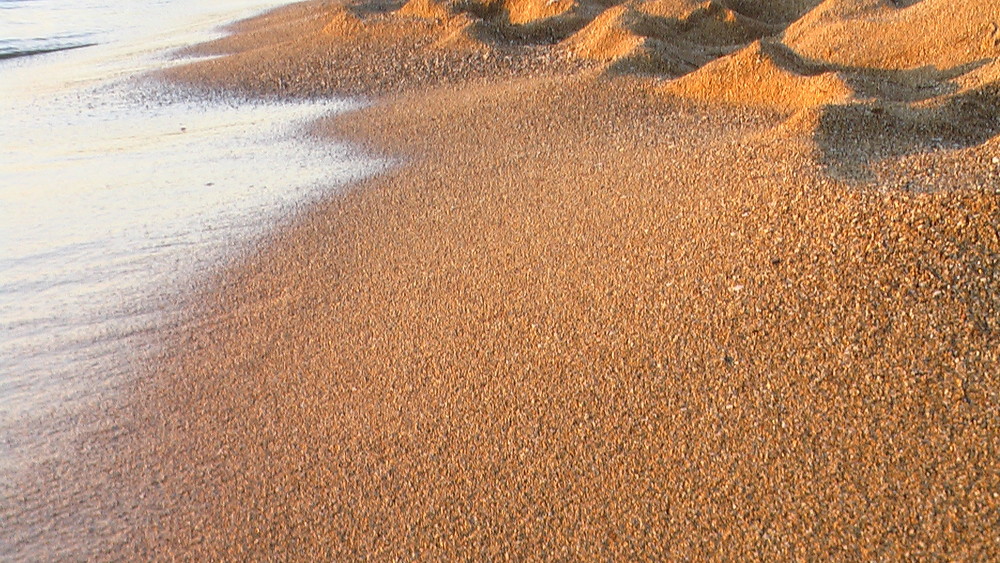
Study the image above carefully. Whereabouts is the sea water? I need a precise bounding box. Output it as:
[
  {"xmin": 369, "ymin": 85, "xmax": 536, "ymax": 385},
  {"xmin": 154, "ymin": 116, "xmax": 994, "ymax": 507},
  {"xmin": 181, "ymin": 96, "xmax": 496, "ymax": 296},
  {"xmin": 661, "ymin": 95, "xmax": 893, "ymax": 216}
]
[{"xmin": 0, "ymin": 1, "xmax": 381, "ymax": 484}]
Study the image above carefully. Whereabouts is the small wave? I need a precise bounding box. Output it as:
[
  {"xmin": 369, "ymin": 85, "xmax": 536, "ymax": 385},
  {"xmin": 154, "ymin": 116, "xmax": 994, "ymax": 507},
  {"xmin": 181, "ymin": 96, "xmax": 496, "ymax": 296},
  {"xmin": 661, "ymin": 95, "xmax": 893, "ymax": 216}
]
[{"xmin": 0, "ymin": 42, "xmax": 97, "ymax": 61}]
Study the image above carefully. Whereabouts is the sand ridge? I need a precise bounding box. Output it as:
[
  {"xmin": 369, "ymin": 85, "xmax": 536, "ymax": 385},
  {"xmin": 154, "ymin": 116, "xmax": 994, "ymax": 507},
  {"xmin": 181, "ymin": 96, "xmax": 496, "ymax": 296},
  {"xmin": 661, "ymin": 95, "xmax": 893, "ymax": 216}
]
[
  {"xmin": 168, "ymin": 0, "xmax": 1000, "ymax": 181},
  {"xmin": 8, "ymin": 0, "xmax": 998, "ymax": 559}
]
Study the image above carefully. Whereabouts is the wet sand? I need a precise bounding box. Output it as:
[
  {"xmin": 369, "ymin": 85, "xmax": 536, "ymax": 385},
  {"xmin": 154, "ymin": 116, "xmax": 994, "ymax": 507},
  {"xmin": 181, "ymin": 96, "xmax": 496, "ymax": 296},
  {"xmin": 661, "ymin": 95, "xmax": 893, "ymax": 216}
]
[{"xmin": 9, "ymin": 0, "xmax": 1000, "ymax": 559}]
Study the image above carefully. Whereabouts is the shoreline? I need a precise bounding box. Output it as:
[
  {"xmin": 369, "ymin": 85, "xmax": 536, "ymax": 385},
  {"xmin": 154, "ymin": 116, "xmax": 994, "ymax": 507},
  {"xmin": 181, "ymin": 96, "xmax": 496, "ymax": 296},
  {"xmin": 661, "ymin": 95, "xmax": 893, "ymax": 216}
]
[
  {"xmin": 23, "ymin": 0, "xmax": 1000, "ymax": 558},
  {"xmin": 0, "ymin": 2, "xmax": 380, "ymax": 559}
]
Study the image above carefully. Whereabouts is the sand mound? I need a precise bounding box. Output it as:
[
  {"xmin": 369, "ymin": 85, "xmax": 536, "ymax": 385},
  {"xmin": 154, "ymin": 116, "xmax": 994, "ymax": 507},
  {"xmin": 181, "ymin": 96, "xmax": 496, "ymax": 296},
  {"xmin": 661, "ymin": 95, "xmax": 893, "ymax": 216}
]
[
  {"xmin": 661, "ymin": 0, "xmax": 1000, "ymax": 108},
  {"xmin": 504, "ymin": 0, "xmax": 579, "ymax": 24},
  {"xmin": 395, "ymin": 0, "xmax": 595, "ymax": 43},
  {"xmin": 564, "ymin": 5, "xmax": 642, "ymax": 61},
  {"xmin": 319, "ymin": 0, "xmax": 999, "ymax": 94},
  {"xmin": 343, "ymin": 0, "xmax": 825, "ymax": 76},
  {"xmin": 784, "ymin": 0, "xmax": 1000, "ymax": 71},
  {"xmin": 661, "ymin": 40, "xmax": 852, "ymax": 109},
  {"xmin": 563, "ymin": 0, "xmax": 790, "ymax": 75},
  {"xmin": 399, "ymin": 0, "xmax": 453, "ymax": 21},
  {"xmin": 321, "ymin": 8, "xmax": 366, "ymax": 35},
  {"xmin": 653, "ymin": 0, "xmax": 1000, "ymax": 181},
  {"xmin": 638, "ymin": 0, "xmax": 779, "ymax": 43},
  {"xmin": 399, "ymin": 0, "xmax": 578, "ymax": 24},
  {"xmin": 187, "ymin": 0, "xmax": 1000, "ymax": 182}
]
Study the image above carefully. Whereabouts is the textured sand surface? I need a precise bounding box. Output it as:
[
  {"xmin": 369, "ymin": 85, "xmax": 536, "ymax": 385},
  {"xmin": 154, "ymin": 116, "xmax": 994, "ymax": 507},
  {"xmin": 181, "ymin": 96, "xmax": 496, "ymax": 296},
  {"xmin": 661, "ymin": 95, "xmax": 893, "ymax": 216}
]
[{"xmin": 5, "ymin": 0, "xmax": 1000, "ymax": 559}]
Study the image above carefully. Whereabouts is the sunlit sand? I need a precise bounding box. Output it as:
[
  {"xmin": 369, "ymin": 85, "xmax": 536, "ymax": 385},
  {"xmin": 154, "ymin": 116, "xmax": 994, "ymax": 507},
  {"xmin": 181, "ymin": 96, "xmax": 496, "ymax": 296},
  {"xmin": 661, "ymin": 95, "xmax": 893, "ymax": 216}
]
[{"xmin": 7, "ymin": 0, "xmax": 1000, "ymax": 558}]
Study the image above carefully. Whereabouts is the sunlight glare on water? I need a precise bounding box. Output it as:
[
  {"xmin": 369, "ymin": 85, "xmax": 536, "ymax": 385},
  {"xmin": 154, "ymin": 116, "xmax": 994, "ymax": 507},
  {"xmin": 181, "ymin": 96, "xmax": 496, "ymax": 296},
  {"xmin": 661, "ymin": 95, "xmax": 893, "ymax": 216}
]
[{"xmin": 0, "ymin": 0, "xmax": 384, "ymax": 479}]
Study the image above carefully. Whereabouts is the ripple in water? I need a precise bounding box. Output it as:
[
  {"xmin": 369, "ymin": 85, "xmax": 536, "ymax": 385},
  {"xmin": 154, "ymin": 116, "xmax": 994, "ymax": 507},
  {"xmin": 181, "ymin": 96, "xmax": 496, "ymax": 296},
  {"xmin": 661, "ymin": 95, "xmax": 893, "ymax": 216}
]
[{"xmin": 0, "ymin": 0, "xmax": 385, "ymax": 491}]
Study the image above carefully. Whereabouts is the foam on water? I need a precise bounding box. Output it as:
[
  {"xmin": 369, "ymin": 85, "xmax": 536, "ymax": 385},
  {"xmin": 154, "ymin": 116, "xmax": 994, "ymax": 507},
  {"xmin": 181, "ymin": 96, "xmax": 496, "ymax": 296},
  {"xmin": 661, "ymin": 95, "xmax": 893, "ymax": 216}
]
[{"xmin": 0, "ymin": 1, "xmax": 384, "ymax": 480}]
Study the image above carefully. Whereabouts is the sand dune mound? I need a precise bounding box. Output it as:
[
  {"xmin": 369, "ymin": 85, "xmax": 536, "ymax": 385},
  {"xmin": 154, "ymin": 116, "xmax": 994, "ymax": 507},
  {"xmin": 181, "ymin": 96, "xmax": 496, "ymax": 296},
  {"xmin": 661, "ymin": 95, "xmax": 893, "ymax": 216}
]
[
  {"xmin": 563, "ymin": 1, "xmax": 780, "ymax": 74},
  {"xmin": 785, "ymin": 0, "xmax": 1000, "ymax": 71},
  {"xmin": 639, "ymin": 0, "xmax": 781, "ymax": 44},
  {"xmin": 502, "ymin": 0, "xmax": 581, "ymax": 24},
  {"xmin": 559, "ymin": 0, "xmax": 841, "ymax": 75},
  {"xmin": 324, "ymin": 0, "xmax": 999, "ymax": 88},
  {"xmin": 664, "ymin": 0, "xmax": 1000, "ymax": 108},
  {"xmin": 366, "ymin": 0, "xmax": 825, "ymax": 75},
  {"xmin": 321, "ymin": 9, "xmax": 366, "ymax": 35},
  {"xmin": 399, "ymin": 0, "xmax": 578, "ymax": 24},
  {"xmin": 260, "ymin": 0, "xmax": 1000, "ymax": 181},
  {"xmin": 661, "ymin": 39, "xmax": 852, "ymax": 109},
  {"xmin": 398, "ymin": 0, "xmax": 453, "ymax": 21},
  {"xmin": 226, "ymin": 0, "xmax": 1000, "ymax": 147},
  {"xmin": 563, "ymin": 5, "xmax": 642, "ymax": 61},
  {"xmin": 654, "ymin": 0, "xmax": 1000, "ymax": 180},
  {"xmin": 395, "ymin": 0, "xmax": 601, "ymax": 43}
]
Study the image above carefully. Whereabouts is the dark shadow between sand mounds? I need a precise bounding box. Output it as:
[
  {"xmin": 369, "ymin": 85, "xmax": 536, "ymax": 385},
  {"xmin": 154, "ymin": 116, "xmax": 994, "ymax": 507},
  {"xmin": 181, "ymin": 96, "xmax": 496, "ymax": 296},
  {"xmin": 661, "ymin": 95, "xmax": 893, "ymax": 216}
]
[
  {"xmin": 578, "ymin": 1, "xmax": 816, "ymax": 77},
  {"xmin": 751, "ymin": 41, "xmax": 1000, "ymax": 183},
  {"xmin": 722, "ymin": 0, "xmax": 826, "ymax": 24},
  {"xmin": 389, "ymin": 0, "xmax": 823, "ymax": 76},
  {"xmin": 600, "ymin": 6, "xmax": 779, "ymax": 76},
  {"xmin": 398, "ymin": 0, "xmax": 610, "ymax": 46},
  {"xmin": 462, "ymin": 8, "xmax": 594, "ymax": 47},
  {"xmin": 348, "ymin": 0, "xmax": 408, "ymax": 18},
  {"xmin": 814, "ymin": 81, "xmax": 1000, "ymax": 182}
]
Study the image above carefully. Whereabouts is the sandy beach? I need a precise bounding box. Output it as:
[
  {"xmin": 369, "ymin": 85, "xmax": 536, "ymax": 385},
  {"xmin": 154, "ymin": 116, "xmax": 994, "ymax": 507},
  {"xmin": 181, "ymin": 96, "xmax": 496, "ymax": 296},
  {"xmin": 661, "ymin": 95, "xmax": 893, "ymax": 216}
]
[{"xmin": 8, "ymin": 0, "xmax": 1000, "ymax": 558}]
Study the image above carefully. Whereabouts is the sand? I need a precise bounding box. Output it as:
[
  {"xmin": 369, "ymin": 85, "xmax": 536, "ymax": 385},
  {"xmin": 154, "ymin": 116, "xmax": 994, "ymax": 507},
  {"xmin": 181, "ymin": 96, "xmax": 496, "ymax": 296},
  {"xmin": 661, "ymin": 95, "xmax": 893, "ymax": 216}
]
[{"xmin": 6, "ymin": 0, "xmax": 1000, "ymax": 559}]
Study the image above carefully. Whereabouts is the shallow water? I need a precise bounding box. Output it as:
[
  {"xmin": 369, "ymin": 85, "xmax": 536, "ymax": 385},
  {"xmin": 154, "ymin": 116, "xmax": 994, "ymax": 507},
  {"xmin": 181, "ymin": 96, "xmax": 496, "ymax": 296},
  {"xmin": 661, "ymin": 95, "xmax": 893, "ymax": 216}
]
[
  {"xmin": 0, "ymin": 1, "xmax": 382, "ymax": 485},
  {"xmin": 0, "ymin": 0, "xmax": 296, "ymax": 62}
]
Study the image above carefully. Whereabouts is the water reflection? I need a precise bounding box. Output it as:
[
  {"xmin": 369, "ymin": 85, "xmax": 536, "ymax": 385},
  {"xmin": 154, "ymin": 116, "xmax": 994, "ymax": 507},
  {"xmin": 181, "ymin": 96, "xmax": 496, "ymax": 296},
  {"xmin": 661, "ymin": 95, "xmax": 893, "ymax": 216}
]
[{"xmin": 0, "ymin": 2, "xmax": 384, "ymax": 480}]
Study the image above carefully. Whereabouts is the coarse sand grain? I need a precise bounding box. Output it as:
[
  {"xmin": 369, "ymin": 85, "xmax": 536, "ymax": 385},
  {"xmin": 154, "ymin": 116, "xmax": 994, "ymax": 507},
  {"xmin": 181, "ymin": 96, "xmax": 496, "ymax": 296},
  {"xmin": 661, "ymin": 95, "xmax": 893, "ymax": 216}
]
[{"xmin": 5, "ymin": 0, "xmax": 999, "ymax": 559}]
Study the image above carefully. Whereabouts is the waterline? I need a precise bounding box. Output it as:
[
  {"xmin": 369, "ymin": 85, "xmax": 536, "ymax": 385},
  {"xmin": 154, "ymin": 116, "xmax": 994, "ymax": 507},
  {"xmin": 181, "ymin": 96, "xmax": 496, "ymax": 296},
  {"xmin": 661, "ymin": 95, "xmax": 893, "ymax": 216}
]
[{"xmin": 0, "ymin": 0, "xmax": 385, "ymax": 517}]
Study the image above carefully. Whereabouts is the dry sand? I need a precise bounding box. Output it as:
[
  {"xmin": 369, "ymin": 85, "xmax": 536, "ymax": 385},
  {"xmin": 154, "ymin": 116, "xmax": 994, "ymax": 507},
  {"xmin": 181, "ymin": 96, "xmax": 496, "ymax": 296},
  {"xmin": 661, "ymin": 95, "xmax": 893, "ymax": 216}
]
[{"xmin": 7, "ymin": 0, "xmax": 1000, "ymax": 559}]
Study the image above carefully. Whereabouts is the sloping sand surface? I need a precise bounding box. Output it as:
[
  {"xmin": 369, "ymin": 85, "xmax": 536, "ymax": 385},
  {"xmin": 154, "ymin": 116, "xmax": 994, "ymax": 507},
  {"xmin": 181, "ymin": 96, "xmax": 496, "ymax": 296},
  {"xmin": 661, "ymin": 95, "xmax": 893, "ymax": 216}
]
[
  {"xmin": 785, "ymin": 0, "xmax": 1000, "ymax": 71},
  {"xmin": 7, "ymin": 0, "xmax": 998, "ymax": 559},
  {"xmin": 124, "ymin": 74, "xmax": 999, "ymax": 558}
]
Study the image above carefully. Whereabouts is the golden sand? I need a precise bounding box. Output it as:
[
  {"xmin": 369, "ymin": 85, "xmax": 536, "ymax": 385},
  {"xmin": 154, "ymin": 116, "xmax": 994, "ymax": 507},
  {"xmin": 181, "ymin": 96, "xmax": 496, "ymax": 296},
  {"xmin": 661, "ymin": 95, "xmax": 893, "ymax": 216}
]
[{"xmin": 8, "ymin": 0, "xmax": 1000, "ymax": 558}]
